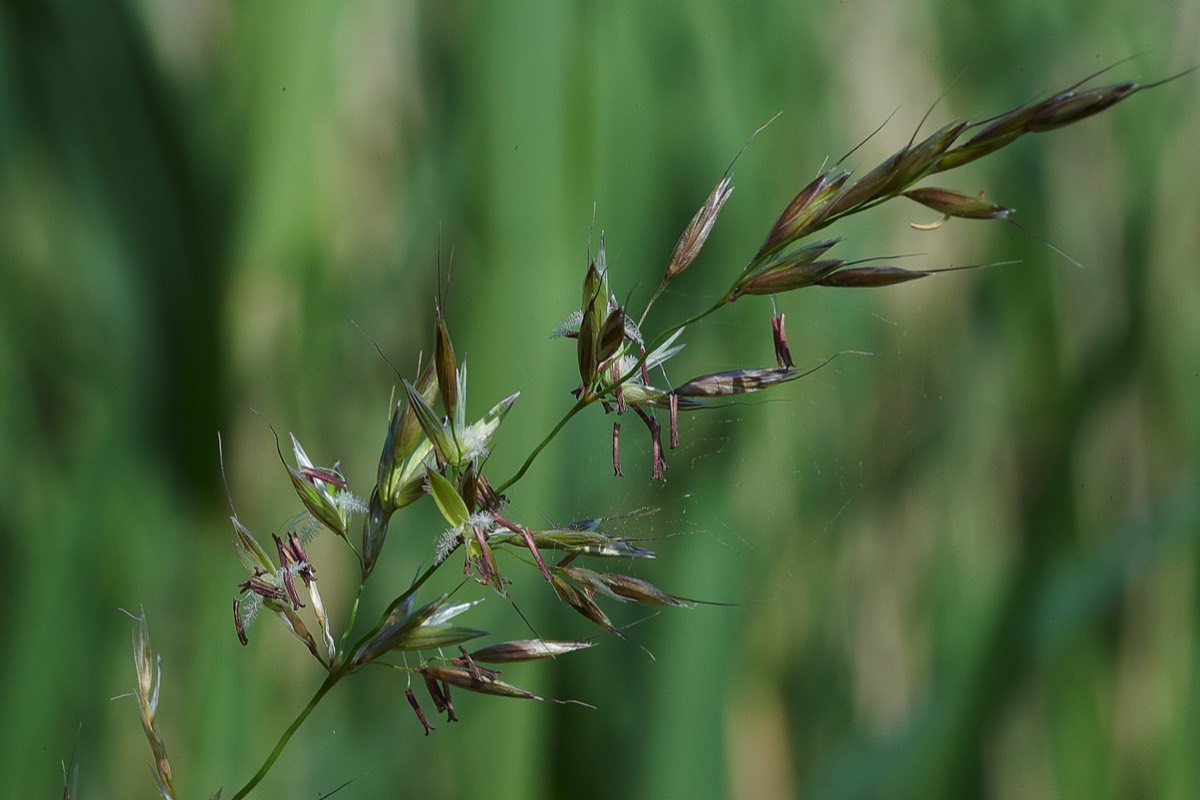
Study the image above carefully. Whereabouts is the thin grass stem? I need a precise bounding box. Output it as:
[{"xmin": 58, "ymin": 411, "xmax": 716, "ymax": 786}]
[
  {"xmin": 495, "ymin": 398, "xmax": 589, "ymax": 494},
  {"xmin": 230, "ymin": 673, "xmax": 341, "ymax": 800}
]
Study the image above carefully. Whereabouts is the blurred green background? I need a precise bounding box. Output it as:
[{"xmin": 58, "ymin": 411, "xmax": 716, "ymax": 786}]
[{"xmin": 2, "ymin": 1, "xmax": 1198, "ymax": 798}]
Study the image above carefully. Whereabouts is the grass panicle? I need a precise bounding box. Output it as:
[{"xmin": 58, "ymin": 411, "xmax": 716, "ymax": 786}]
[{"xmin": 115, "ymin": 67, "xmax": 1189, "ymax": 797}]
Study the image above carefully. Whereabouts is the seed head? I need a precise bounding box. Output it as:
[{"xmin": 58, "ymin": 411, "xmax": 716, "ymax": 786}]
[
  {"xmin": 577, "ymin": 260, "xmax": 608, "ymax": 388},
  {"xmin": 734, "ymin": 258, "xmax": 845, "ymax": 298},
  {"xmin": 551, "ymin": 573, "xmax": 615, "ymax": 631},
  {"xmin": 815, "ymin": 265, "xmax": 930, "ymax": 287},
  {"xmin": 564, "ymin": 566, "xmax": 692, "ymax": 608},
  {"xmin": 674, "ymin": 367, "xmax": 799, "ymax": 397},
  {"xmin": 395, "ymin": 360, "xmax": 438, "ymax": 464},
  {"xmin": 468, "ymin": 639, "xmax": 595, "ymax": 663},
  {"xmin": 597, "ymin": 303, "xmax": 627, "ymax": 366},
  {"xmin": 757, "ymin": 169, "xmax": 850, "ymax": 258},
  {"xmin": 1028, "ymin": 81, "xmax": 1137, "ymax": 131},
  {"xmin": 732, "ymin": 238, "xmax": 842, "ymax": 299},
  {"xmin": 420, "ymin": 665, "xmax": 543, "ymax": 701},
  {"xmin": 492, "ymin": 527, "xmax": 655, "ymax": 559},
  {"xmin": 129, "ymin": 611, "xmax": 174, "ymax": 798},
  {"xmin": 665, "ymin": 176, "xmax": 734, "ymax": 280},
  {"xmin": 351, "ymin": 593, "xmax": 487, "ymax": 668},
  {"xmin": 902, "ymin": 187, "xmax": 1012, "ymax": 221},
  {"xmin": 893, "ymin": 119, "xmax": 972, "ymax": 185},
  {"xmin": 434, "ymin": 305, "xmax": 458, "ymax": 412},
  {"xmin": 286, "ymin": 435, "xmax": 360, "ymax": 538}
]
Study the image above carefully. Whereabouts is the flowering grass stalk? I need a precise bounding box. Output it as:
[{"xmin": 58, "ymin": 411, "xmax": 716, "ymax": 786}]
[{"xmin": 122, "ymin": 66, "xmax": 1191, "ymax": 799}]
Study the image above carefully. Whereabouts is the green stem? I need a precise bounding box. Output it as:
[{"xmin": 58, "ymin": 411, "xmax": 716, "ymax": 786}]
[
  {"xmin": 230, "ymin": 671, "xmax": 341, "ymax": 800},
  {"xmin": 406, "ymin": 556, "xmax": 446, "ymax": 597},
  {"xmin": 340, "ymin": 556, "xmax": 457, "ymax": 668},
  {"xmin": 637, "ymin": 280, "xmax": 669, "ymax": 330},
  {"xmin": 661, "ymin": 296, "xmax": 730, "ymax": 344},
  {"xmin": 495, "ymin": 398, "xmax": 588, "ymax": 494},
  {"xmin": 337, "ymin": 581, "xmax": 366, "ymax": 658}
]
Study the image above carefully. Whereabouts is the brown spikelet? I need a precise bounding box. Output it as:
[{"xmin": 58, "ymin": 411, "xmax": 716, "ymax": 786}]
[
  {"xmin": 666, "ymin": 176, "xmax": 734, "ymax": 280},
  {"xmin": 757, "ymin": 169, "xmax": 850, "ymax": 258},
  {"xmin": 902, "ymin": 187, "xmax": 1012, "ymax": 220},
  {"xmin": 816, "ymin": 266, "xmax": 931, "ymax": 288}
]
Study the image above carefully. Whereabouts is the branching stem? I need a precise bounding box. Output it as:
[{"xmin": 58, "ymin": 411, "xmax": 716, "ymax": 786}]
[{"xmin": 496, "ymin": 398, "xmax": 589, "ymax": 493}]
